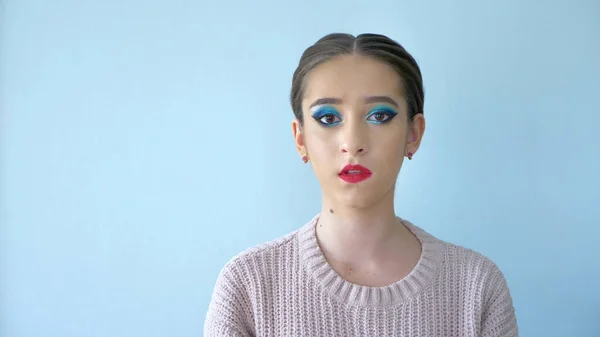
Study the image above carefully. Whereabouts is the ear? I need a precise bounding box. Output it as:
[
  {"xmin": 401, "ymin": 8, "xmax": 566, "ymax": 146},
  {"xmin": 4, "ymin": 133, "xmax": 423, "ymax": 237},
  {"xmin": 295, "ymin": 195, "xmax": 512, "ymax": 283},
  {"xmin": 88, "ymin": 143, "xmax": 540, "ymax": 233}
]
[
  {"xmin": 406, "ymin": 114, "xmax": 426, "ymax": 157},
  {"xmin": 292, "ymin": 119, "xmax": 306, "ymax": 157}
]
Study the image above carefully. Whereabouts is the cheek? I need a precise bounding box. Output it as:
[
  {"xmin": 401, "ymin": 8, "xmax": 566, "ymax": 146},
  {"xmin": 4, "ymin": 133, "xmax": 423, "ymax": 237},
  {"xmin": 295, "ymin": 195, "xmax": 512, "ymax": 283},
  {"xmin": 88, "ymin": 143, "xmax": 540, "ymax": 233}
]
[
  {"xmin": 371, "ymin": 131, "xmax": 406, "ymax": 165},
  {"xmin": 304, "ymin": 128, "xmax": 338, "ymax": 175},
  {"xmin": 382, "ymin": 134, "xmax": 406, "ymax": 154},
  {"xmin": 305, "ymin": 125, "xmax": 336, "ymax": 151},
  {"xmin": 306, "ymin": 131, "xmax": 336, "ymax": 161}
]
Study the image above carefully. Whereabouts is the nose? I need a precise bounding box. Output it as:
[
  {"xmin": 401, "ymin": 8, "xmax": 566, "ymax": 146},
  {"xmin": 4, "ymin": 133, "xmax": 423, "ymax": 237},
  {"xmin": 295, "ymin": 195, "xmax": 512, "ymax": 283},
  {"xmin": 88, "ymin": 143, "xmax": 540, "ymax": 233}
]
[
  {"xmin": 339, "ymin": 125, "xmax": 368, "ymax": 156},
  {"xmin": 340, "ymin": 144, "xmax": 366, "ymax": 155}
]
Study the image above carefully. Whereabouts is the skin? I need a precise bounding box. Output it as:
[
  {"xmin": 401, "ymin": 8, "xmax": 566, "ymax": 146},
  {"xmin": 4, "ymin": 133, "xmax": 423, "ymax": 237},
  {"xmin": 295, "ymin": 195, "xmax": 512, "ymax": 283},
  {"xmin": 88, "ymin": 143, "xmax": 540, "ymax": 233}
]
[{"xmin": 292, "ymin": 54, "xmax": 426, "ymax": 286}]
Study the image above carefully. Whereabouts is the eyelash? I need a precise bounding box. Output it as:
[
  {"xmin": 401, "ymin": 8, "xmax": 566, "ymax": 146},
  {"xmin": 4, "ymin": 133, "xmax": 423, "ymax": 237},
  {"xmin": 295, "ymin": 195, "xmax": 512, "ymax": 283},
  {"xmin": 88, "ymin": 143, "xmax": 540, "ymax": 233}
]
[
  {"xmin": 311, "ymin": 106, "xmax": 398, "ymax": 127},
  {"xmin": 311, "ymin": 108, "xmax": 342, "ymax": 127},
  {"xmin": 366, "ymin": 107, "xmax": 398, "ymax": 124}
]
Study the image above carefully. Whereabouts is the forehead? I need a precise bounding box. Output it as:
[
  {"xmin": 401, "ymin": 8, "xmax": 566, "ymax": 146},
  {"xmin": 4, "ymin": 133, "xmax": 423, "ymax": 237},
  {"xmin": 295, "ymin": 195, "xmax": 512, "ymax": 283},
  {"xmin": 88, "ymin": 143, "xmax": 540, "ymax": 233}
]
[{"xmin": 302, "ymin": 54, "xmax": 405, "ymax": 106}]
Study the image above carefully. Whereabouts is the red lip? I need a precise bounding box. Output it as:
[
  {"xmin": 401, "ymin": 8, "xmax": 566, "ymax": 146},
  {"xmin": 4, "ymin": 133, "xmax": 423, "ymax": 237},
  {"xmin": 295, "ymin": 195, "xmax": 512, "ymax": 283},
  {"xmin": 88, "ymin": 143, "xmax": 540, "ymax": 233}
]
[{"xmin": 338, "ymin": 164, "xmax": 372, "ymax": 183}]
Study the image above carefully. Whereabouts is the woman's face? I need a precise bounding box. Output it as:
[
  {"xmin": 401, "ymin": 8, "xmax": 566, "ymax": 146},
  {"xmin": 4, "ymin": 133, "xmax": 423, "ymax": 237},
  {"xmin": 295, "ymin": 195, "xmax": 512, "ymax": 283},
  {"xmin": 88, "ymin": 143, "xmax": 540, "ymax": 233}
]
[{"xmin": 293, "ymin": 54, "xmax": 425, "ymax": 209}]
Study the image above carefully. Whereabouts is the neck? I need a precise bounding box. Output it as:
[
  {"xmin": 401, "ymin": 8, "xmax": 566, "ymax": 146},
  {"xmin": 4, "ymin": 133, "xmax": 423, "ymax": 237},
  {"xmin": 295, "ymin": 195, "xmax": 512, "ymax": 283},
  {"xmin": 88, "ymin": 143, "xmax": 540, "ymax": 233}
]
[{"xmin": 316, "ymin": 187, "xmax": 406, "ymax": 262}]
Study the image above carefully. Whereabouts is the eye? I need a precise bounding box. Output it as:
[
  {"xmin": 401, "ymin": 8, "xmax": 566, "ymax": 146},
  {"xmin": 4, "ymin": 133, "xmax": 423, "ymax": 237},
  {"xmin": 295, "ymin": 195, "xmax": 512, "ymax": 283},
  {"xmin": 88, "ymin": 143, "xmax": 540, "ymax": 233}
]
[
  {"xmin": 318, "ymin": 114, "xmax": 342, "ymax": 126},
  {"xmin": 369, "ymin": 112, "xmax": 390, "ymax": 122},
  {"xmin": 311, "ymin": 106, "xmax": 343, "ymax": 127},
  {"xmin": 366, "ymin": 107, "xmax": 398, "ymax": 124}
]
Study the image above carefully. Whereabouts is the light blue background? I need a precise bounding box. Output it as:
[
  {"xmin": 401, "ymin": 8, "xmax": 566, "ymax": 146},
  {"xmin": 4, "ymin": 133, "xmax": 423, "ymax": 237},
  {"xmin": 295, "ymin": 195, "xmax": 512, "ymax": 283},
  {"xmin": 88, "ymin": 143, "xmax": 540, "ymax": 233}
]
[{"xmin": 1, "ymin": 0, "xmax": 599, "ymax": 336}]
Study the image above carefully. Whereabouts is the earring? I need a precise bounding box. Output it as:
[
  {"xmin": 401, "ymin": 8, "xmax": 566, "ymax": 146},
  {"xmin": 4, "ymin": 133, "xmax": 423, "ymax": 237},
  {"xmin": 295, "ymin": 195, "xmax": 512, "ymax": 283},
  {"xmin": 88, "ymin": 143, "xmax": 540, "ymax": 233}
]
[
  {"xmin": 302, "ymin": 155, "xmax": 308, "ymax": 163},
  {"xmin": 408, "ymin": 152, "xmax": 413, "ymax": 160}
]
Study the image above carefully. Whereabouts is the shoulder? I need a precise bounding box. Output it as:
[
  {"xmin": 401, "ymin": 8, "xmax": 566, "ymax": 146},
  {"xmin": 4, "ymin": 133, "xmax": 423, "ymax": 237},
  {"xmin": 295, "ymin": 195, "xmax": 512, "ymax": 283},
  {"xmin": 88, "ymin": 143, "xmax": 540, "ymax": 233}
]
[
  {"xmin": 405, "ymin": 219, "xmax": 507, "ymax": 291},
  {"xmin": 438, "ymin": 239, "xmax": 518, "ymax": 332},
  {"xmin": 438, "ymin": 242, "xmax": 518, "ymax": 335},
  {"xmin": 437, "ymin": 242, "xmax": 518, "ymax": 334},
  {"xmin": 205, "ymin": 228, "xmax": 301, "ymax": 335},
  {"xmin": 213, "ymin": 227, "xmax": 300, "ymax": 290},
  {"xmin": 445, "ymin": 242, "xmax": 504, "ymax": 275},
  {"xmin": 441, "ymin": 241, "xmax": 512, "ymax": 304},
  {"xmin": 213, "ymin": 214, "xmax": 319, "ymax": 290},
  {"xmin": 226, "ymin": 228, "xmax": 298, "ymax": 270}
]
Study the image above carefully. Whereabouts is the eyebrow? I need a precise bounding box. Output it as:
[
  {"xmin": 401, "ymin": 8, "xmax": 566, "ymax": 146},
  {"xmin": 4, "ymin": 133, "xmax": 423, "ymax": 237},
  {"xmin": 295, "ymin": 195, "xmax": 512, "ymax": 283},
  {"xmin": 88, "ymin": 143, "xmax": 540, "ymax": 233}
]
[
  {"xmin": 364, "ymin": 96, "xmax": 399, "ymax": 107},
  {"xmin": 308, "ymin": 96, "xmax": 399, "ymax": 109},
  {"xmin": 308, "ymin": 97, "xmax": 342, "ymax": 109}
]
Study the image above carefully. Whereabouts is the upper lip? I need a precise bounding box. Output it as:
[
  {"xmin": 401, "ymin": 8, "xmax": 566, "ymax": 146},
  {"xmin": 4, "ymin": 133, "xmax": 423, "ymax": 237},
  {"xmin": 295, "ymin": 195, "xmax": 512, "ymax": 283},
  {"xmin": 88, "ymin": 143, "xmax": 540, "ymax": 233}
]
[{"xmin": 338, "ymin": 164, "xmax": 372, "ymax": 175}]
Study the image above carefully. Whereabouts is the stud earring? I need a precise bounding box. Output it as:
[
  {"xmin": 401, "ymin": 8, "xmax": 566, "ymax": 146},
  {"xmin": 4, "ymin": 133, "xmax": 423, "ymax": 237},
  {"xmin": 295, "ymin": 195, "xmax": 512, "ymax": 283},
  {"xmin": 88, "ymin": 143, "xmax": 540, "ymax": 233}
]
[
  {"xmin": 408, "ymin": 152, "xmax": 413, "ymax": 160},
  {"xmin": 302, "ymin": 155, "xmax": 308, "ymax": 163}
]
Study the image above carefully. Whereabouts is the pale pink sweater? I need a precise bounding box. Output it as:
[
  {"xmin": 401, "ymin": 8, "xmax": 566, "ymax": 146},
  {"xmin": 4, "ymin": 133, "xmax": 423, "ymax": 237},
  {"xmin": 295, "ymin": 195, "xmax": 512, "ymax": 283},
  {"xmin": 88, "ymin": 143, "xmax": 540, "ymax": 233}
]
[{"xmin": 204, "ymin": 215, "xmax": 518, "ymax": 336}]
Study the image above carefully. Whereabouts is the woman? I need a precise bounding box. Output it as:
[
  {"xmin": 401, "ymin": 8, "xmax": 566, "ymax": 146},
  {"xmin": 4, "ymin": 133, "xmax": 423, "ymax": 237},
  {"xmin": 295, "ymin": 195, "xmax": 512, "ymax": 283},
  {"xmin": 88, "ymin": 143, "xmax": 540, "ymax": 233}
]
[{"xmin": 204, "ymin": 33, "xmax": 518, "ymax": 337}]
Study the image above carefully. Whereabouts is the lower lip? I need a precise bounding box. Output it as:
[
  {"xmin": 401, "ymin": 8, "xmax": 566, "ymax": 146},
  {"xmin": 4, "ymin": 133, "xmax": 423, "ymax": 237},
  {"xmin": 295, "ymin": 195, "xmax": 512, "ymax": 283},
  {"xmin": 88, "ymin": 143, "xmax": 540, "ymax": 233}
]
[{"xmin": 339, "ymin": 172, "xmax": 372, "ymax": 183}]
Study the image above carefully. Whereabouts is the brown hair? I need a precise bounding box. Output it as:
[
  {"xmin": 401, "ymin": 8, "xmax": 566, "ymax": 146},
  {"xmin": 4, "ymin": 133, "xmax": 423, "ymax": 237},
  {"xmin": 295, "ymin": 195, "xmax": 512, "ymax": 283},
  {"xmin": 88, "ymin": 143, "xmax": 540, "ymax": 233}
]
[{"xmin": 290, "ymin": 33, "xmax": 424, "ymax": 124}]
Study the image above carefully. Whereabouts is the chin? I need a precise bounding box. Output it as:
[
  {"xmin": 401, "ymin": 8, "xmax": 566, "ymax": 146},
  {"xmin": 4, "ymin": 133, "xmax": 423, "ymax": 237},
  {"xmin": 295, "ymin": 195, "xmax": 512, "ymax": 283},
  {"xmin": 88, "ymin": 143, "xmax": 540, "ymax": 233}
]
[
  {"xmin": 332, "ymin": 177, "xmax": 396, "ymax": 209},
  {"xmin": 319, "ymin": 175, "xmax": 395, "ymax": 209},
  {"xmin": 335, "ymin": 189, "xmax": 382, "ymax": 209}
]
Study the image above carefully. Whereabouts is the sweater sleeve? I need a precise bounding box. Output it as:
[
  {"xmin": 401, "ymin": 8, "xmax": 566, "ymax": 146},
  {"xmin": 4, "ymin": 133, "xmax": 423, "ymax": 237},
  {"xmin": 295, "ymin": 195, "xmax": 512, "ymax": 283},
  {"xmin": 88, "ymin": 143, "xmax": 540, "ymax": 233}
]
[
  {"xmin": 204, "ymin": 260, "xmax": 255, "ymax": 337},
  {"xmin": 480, "ymin": 263, "xmax": 519, "ymax": 337}
]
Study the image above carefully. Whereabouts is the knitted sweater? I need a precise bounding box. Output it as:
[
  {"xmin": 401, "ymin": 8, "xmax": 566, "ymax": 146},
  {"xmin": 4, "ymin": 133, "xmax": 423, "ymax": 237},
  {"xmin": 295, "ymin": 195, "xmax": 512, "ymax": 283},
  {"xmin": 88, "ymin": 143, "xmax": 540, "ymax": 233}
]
[{"xmin": 204, "ymin": 215, "xmax": 518, "ymax": 336}]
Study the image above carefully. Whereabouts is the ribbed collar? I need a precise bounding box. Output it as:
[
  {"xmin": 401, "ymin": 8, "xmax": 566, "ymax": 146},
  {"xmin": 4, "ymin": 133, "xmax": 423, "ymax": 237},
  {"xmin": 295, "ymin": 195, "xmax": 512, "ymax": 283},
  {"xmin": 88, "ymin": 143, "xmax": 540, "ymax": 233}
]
[{"xmin": 297, "ymin": 214, "xmax": 445, "ymax": 308}]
